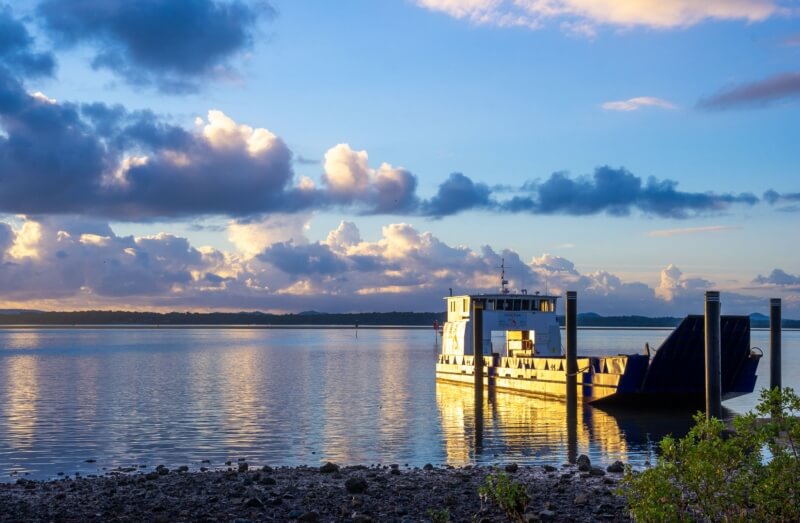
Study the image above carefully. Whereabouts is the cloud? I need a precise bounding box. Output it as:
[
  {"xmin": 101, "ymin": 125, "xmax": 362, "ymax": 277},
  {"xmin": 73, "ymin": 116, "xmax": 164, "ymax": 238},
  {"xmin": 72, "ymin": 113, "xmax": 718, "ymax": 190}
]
[
  {"xmin": 321, "ymin": 144, "xmax": 420, "ymax": 214},
  {"xmin": 655, "ymin": 264, "xmax": 713, "ymax": 302},
  {"xmin": 698, "ymin": 72, "xmax": 800, "ymax": 109},
  {"xmin": 601, "ymin": 96, "xmax": 676, "ymax": 111},
  {"xmin": 646, "ymin": 225, "xmax": 742, "ymax": 237},
  {"xmin": 414, "ymin": 0, "xmax": 783, "ymax": 33},
  {"xmin": 502, "ymin": 166, "xmax": 758, "ymax": 218},
  {"xmin": 763, "ymin": 189, "xmax": 800, "ymax": 212},
  {"xmin": 783, "ymin": 33, "xmax": 800, "ymax": 46},
  {"xmin": 421, "ymin": 172, "xmax": 492, "ymax": 217},
  {"xmin": 37, "ymin": 0, "xmax": 269, "ymax": 93},
  {"xmin": 0, "ymin": 5, "xmax": 55, "ymax": 80},
  {"xmin": 753, "ymin": 269, "xmax": 800, "ymax": 287}
]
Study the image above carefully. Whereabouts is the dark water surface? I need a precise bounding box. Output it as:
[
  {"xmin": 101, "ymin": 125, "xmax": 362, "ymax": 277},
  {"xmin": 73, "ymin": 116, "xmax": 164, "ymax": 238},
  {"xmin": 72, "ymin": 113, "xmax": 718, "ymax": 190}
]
[{"xmin": 0, "ymin": 327, "xmax": 796, "ymax": 481}]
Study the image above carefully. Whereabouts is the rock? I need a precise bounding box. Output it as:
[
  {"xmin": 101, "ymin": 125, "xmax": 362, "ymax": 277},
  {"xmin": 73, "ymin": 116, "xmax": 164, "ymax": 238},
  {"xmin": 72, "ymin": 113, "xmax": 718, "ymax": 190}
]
[
  {"xmin": 260, "ymin": 476, "xmax": 277, "ymax": 486},
  {"xmin": 85, "ymin": 459, "xmax": 96, "ymax": 463},
  {"xmin": 390, "ymin": 468, "xmax": 400, "ymax": 475},
  {"xmin": 523, "ymin": 513, "xmax": 539, "ymax": 523},
  {"xmin": 261, "ymin": 465, "xmax": 273, "ymax": 473},
  {"xmin": 245, "ymin": 497, "xmax": 265, "ymax": 508},
  {"xmin": 574, "ymin": 493, "xmax": 589, "ymax": 506},
  {"xmin": 352, "ymin": 515, "xmax": 373, "ymax": 523},
  {"xmin": 543, "ymin": 464, "xmax": 557, "ymax": 472},
  {"xmin": 319, "ymin": 462, "xmax": 339, "ymax": 473},
  {"xmin": 423, "ymin": 463, "xmax": 434, "ymax": 471},
  {"xmin": 505, "ymin": 463, "xmax": 519, "ymax": 473},
  {"xmin": 177, "ymin": 465, "xmax": 189, "ymax": 473},
  {"xmin": 287, "ymin": 509, "xmax": 303, "ymax": 519},
  {"xmin": 539, "ymin": 509, "xmax": 556, "ymax": 521},
  {"xmin": 145, "ymin": 472, "xmax": 159, "ymax": 481},
  {"xmin": 238, "ymin": 462, "xmax": 249, "ymax": 473},
  {"xmin": 298, "ymin": 511, "xmax": 319, "ymax": 522},
  {"xmin": 606, "ymin": 460, "xmax": 625, "ymax": 473},
  {"xmin": 590, "ymin": 467, "xmax": 606, "ymax": 476},
  {"xmin": 576, "ymin": 454, "xmax": 591, "ymax": 472}
]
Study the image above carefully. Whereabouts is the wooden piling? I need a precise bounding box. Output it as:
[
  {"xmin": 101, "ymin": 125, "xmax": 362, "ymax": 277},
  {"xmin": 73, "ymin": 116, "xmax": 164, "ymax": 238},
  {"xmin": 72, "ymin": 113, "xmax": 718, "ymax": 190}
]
[
  {"xmin": 770, "ymin": 298, "xmax": 782, "ymax": 390},
  {"xmin": 565, "ymin": 291, "xmax": 577, "ymax": 410},
  {"xmin": 705, "ymin": 291, "xmax": 722, "ymax": 419},
  {"xmin": 473, "ymin": 300, "xmax": 484, "ymax": 408}
]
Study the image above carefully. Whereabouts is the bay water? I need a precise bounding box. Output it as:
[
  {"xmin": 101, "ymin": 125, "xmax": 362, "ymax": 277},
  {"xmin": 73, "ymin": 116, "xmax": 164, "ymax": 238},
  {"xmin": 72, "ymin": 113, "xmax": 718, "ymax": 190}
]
[{"xmin": 0, "ymin": 327, "xmax": 796, "ymax": 481}]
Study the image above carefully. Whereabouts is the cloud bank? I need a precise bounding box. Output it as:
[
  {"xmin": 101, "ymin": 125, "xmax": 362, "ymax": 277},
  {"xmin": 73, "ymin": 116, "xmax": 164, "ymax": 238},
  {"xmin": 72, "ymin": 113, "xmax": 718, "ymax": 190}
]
[
  {"xmin": 414, "ymin": 0, "xmax": 783, "ymax": 33},
  {"xmin": 37, "ymin": 0, "xmax": 269, "ymax": 92},
  {"xmin": 0, "ymin": 216, "xmax": 788, "ymax": 315}
]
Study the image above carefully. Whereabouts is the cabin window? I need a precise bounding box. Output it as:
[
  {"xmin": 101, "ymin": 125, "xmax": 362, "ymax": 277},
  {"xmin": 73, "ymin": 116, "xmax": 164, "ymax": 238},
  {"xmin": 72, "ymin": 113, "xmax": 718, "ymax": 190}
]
[
  {"xmin": 513, "ymin": 300, "xmax": 521, "ymax": 311},
  {"xmin": 487, "ymin": 299, "xmax": 495, "ymax": 310},
  {"xmin": 463, "ymin": 299, "xmax": 467, "ymax": 313},
  {"xmin": 521, "ymin": 299, "xmax": 530, "ymax": 310}
]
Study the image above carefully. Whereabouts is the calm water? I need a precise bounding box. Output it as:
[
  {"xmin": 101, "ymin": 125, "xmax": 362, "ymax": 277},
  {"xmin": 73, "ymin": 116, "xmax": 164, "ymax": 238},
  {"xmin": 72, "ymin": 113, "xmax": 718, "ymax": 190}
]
[{"xmin": 0, "ymin": 327, "xmax": 797, "ymax": 481}]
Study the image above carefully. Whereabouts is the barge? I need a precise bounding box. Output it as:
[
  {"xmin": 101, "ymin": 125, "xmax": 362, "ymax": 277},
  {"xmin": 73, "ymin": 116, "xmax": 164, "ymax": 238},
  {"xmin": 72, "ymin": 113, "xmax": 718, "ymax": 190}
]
[{"xmin": 436, "ymin": 275, "xmax": 762, "ymax": 407}]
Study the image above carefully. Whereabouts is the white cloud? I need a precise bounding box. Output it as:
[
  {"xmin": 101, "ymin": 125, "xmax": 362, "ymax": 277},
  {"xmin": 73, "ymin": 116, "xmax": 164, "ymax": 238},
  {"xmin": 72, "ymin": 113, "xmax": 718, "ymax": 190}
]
[
  {"xmin": 647, "ymin": 225, "xmax": 742, "ymax": 238},
  {"xmin": 227, "ymin": 214, "xmax": 311, "ymax": 258},
  {"xmin": 415, "ymin": 0, "xmax": 782, "ymax": 33},
  {"xmin": 601, "ymin": 96, "xmax": 677, "ymax": 111}
]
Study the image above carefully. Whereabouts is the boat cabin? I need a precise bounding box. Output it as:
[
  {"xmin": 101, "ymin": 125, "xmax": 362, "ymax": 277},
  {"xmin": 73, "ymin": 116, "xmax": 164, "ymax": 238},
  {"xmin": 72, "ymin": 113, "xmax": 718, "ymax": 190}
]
[{"xmin": 442, "ymin": 293, "xmax": 562, "ymax": 358}]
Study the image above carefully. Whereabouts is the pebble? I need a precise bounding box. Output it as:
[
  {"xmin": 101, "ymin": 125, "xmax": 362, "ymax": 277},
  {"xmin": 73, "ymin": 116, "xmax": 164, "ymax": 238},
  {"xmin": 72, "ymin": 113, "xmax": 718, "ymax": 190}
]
[
  {"xmin": 607, "ymin": 460, "xmax": 625, "ymax": 473},
  {"xmin": 319, "ymin": 462, "xmax": 339, "ymax": 473},
  {"xmin": 345, "ymin": 476, "xmax": 368, "ymax": 494},
  {"xmin": 576, "ymin": 454, "xmax": 591, "ymax": 472}
]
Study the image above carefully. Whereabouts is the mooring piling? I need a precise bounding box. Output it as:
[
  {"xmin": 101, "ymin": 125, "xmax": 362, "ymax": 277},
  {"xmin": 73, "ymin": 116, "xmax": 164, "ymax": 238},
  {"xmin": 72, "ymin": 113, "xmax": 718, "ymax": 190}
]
[
  {"xmin": 565, "ymin": 291, "xmax": 578, "ymax": 410},
  {"xmin": 705, "ymin": 291, "xmax": 722, "ymax": 419},
  {"xmin": 770, "ymin": 298, "xmax": 782, "ymax": 390},
  {"xmin": 473, "ymin": 299, "xmax": 484, "ymax": 407}
]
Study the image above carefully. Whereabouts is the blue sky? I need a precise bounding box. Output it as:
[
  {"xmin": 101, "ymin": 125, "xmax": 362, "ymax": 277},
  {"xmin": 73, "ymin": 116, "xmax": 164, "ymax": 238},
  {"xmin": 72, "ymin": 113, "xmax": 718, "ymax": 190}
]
[{"xmin": 0, "ymin": 0, "xmax": 798, "ymax": 315}]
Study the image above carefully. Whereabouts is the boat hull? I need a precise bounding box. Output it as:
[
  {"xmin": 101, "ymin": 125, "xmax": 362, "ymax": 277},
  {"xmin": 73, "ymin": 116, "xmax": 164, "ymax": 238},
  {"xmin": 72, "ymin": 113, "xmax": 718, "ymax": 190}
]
[{"xmin": 436, "ymin": 315, "xmax": 761, "ymax": 408}]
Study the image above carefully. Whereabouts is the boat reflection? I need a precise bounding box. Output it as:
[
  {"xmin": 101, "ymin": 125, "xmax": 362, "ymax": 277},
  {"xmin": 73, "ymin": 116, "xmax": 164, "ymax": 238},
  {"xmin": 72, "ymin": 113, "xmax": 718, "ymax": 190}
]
[{"xmin": 436, "ymin": 381, "xmax": 698, "ymax": 467}]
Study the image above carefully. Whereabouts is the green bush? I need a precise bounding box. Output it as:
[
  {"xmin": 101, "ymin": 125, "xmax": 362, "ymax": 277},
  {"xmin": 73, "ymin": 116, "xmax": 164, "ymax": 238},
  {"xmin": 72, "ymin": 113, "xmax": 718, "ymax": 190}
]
[
  {"xmin": 427, "ymin": 507, "xmax": 450, "ymax": 523},
  {"xmin": 479, "ymin": 470, "xmax": 529, "ymax": 522},
  {"xmin": 622, "ymin": 387, "xmax": 800, "ymax": 522}
]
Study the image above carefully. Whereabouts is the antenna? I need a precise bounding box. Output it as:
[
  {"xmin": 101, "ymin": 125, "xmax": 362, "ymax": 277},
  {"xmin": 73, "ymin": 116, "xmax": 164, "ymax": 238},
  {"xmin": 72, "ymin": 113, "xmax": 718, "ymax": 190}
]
[{"xmin": 500, "ymin": 258, "xmax": 509, "ymax": 295}]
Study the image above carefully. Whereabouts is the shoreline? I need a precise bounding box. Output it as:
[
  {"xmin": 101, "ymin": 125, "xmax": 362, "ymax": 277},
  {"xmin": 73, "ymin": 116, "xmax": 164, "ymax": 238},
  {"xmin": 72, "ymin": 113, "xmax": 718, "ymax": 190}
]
[{"xmin": 0, "ymin": 461, "xmax": 630, "ymax": 522}]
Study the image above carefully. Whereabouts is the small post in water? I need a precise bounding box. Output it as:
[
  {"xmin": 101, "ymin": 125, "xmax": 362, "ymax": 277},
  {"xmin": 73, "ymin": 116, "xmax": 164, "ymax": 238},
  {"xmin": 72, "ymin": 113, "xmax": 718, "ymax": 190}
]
[
  {"xmin": 770, "ymin": 298, "xmax": 782, "ymax": 390},
  {"xmin": 473, "ymin": 299, "xmax": 484, "ymax": 408},
  {"xmin": 705, "ymin": 291, "xmax": 722, "ymax": 420},
  {"xmin": 565, "ymin": 291, "xmax": 578, "ymax": 410}
]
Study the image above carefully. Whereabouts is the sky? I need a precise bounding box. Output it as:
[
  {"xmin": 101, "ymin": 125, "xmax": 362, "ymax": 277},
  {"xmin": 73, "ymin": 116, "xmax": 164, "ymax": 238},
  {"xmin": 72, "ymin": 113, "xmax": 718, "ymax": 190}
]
[{"xmin": 0, "ymin": 0, "xmax": 798, "ymax": 316}]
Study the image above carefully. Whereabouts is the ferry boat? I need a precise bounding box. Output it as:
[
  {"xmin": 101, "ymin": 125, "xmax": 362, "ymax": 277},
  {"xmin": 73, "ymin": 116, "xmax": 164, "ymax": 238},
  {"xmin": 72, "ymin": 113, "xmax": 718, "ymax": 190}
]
[{"xmin": 435, "ymin": 265, "xmax": 762, "ymax": 406}]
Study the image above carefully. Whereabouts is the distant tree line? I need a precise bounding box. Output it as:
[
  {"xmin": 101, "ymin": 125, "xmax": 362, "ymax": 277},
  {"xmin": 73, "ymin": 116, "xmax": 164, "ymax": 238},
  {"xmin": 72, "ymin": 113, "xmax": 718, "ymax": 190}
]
[{"xmin": 0, "ymin": 310, "xmax": 796, "ymax": 328}]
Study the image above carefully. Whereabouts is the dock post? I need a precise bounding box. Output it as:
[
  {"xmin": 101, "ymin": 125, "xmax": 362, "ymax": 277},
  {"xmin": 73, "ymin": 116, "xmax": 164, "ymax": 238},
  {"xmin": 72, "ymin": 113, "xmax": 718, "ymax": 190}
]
[
  {"xmin": 705, "ymin": 291, "xmax": 722, "ymax": 419},
  {"xmin": 473, "ymin": 300, "xmax": 484, "ymax": 408},
  {"xmin": 565, "ymin": 291, "xmax": 578, "ymax": 409},
  {"xmin": 770, "ymin": 298, "xmax": 782, "ymax": 390}
]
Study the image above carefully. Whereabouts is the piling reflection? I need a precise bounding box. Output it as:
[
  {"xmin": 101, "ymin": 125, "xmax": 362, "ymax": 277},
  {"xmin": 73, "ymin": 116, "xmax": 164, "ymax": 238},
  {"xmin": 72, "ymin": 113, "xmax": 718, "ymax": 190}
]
[{"xmin": 436, "ymin": 381, "xmax": 632, "ymax": 466}]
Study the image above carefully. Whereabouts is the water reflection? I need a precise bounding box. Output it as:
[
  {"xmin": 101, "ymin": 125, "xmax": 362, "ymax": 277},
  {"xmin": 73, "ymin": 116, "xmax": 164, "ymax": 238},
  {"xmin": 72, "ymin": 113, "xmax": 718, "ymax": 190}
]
[
  {"xmin": 436, "ymin": 381, "xmax": 635, "ymax": 466},
  {"xmin": 2, "ymin": 356, "xmax": 39, "ymax": 450}
]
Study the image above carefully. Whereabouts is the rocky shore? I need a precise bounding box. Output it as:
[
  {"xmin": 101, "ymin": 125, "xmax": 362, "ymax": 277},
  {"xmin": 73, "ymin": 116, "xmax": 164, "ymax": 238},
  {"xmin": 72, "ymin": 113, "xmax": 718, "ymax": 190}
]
[{"xmin": 0, "ymin": 458, "xmax": 630, "ymax": 522}]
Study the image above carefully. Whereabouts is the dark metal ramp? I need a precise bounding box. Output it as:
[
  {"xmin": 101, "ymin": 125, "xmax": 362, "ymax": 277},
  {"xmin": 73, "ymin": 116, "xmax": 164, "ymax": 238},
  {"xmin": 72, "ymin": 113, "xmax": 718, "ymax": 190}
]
[{"xmin": 641, "ymin": 315, "xmax": 751, "ymax": 396}]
